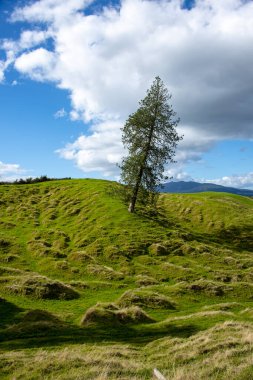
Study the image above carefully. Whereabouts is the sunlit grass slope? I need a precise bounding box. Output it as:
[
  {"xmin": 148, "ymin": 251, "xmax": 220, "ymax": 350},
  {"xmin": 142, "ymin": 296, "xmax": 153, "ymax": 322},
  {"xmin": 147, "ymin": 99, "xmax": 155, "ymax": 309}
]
[{"xmin": 0, "ymin": 179, "xmax": 253, "ymax": 379}]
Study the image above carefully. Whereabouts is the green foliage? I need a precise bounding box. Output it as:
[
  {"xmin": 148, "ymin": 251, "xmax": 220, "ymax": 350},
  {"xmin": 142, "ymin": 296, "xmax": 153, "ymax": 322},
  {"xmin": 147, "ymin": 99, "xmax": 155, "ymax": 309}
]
[
  {"xmin": 0, "ymin": 175, "xmax": 71, "ymax": 185},
  {"xmin": 120, "ymin": 76, "xmax": 181, "ymax": 212}
]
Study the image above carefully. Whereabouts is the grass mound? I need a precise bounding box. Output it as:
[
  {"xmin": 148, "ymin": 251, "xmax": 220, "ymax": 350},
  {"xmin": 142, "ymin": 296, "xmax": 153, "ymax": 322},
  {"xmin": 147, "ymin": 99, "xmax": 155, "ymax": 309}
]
[
  {"xmin": 135, "ymin": 275, "xmax": 158, "ymax": 286},
  {"xmin": 22, "ymin": 309, "xmax": 60, "ymax": 323},
  {"xmin": 185, "ymin": 279, "xmax": 229, "ymax": 296},
  {"xmin": 116, "ymin": 306, "xmax": 155, "ymax": 324},
  {"xmin": 118, "ymin": 289, "xmax": 176, "ymax": 309},
  {"xmin": 3, "ymin": 309, "xmax": 67, "ymax": 339},
  {"xmin": 149, "ymin": 243, "xmax": 168, "ymax": 256},
  {"xmin": 81, "ymin": 303, "xmax": 154, "ymax": 326},
  {"xmin": 7, "ymin": 275, "xmax": 79, "ymax": 300},
  {"xmin": 87, "ymin": 264, "xmax": 124, "ymax": 280}
]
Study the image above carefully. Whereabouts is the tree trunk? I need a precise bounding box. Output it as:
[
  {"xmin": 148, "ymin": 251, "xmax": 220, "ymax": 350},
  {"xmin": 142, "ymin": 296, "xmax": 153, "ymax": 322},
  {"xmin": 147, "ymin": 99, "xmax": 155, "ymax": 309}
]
[
  {"xmin": 128, "ymin": 199, "xmax": 135, "ymax": 213},
  {"xmin": 128, "ymin": 88, "xmax": 160, "ymax": 213},
  {"xmin": 128, "ymin": 166, "xmax": 144, "ymax": 213}
]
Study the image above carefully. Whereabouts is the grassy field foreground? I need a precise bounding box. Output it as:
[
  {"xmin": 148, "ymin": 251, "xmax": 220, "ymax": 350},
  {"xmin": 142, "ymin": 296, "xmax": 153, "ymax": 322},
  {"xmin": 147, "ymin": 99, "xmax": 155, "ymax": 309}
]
[{"xmin": 0, "ymin": 179, "xmax": 253, "ymax": 379}]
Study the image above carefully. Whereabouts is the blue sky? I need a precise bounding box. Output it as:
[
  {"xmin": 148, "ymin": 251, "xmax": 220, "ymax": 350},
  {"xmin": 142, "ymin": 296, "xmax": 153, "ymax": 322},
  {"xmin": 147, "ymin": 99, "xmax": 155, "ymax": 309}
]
[{"xmin": 0, "ymin": 0, "xmax": 253, "ymax": 188}]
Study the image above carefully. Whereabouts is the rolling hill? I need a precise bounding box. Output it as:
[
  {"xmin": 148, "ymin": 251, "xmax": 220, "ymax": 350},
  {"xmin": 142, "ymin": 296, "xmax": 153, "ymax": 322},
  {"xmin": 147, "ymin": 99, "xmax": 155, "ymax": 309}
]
[
  {"xmin": 159, "ymin": 180, "xmax": 253, "ymax": 196},
  {"xmin": 0, "ymin": 179, "xmax": 253, "ymax": 379}
]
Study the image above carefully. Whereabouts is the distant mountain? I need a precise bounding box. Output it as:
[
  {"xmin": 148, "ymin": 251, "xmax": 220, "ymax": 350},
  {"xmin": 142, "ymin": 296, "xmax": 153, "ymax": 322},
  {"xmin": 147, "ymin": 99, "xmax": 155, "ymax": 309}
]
[{"xmin": 159, "ymin": 181, "xmax": 253, "ymax": 196}]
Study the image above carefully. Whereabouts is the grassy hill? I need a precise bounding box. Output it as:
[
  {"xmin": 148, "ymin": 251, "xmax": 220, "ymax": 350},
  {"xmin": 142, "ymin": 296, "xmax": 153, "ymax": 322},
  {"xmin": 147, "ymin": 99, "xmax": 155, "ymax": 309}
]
[{"xmin": 0, "ymin": 179, "xmax": 253, "ymax": 379}]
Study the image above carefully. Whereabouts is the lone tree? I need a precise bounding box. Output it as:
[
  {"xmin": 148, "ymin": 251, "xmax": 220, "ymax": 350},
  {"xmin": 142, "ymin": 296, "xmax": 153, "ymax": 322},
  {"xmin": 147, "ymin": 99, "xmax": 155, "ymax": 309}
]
[{"xmin": 120, "ymin": 76, "xmax": 182, "ymax": 213}]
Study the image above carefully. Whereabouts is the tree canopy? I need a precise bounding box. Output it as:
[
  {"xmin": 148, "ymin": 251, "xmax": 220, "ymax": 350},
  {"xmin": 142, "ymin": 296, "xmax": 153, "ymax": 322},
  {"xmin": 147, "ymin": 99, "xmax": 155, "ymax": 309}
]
[{"xmin": 120, "ymin": 76, "xmax": 182, "ymax": 213}]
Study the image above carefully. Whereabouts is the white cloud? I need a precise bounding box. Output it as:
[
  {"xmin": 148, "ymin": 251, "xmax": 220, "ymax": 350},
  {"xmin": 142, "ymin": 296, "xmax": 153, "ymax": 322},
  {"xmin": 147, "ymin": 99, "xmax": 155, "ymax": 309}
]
[
  {"xmin": 1, "ymin": 30, "xmax": 52, "ymax": 76},
  {"xmin": 2, "ymin": 30, "xmax": 51, "ymax": 52},
  {"xmin": 69, "ymin": 110, "xmax": 82, "ymax": 121},
  {"xmin": 203, "ymin": 172, "xmax": 253, "ymax": 190},
  {"xmin": 0, "ymin": 61, "xmax": 5, "ymax": 83},
  {"xmin": 19, "ymin": 30, "xmax": 50, "ymax": 49},
  {"xmin": 57, "ymin": 120, "xmax": 123, "ymax": 176},
  {"xmin": 54, "ymin": 108, "xmax": 67, "ymax": 118},
  {"xmin": 2, "ymin": 0, "xmax": 253, "ymax": 176},
  {"xmin": 14, "ymin": 48, "xmax": 56, "ymax": 81},
  {"xmin": 0, "ymin": 162, "xmax": 21, "ymax": 175},
  {"xmin": 0, "ymin": 161, "xmax": 28, "ymax": 181},
  {"xmin": 11, "ymin": 0, "xmax": 90, "ymax": 24},
  {"xmin": 164, "ymin": 165, "xmax": 193, "ymax": 182}
]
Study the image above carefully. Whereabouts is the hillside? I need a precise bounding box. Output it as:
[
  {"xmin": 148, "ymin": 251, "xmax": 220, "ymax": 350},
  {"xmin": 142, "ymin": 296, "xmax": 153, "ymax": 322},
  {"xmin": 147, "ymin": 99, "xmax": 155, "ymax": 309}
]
[
  {"xmin": 160, "ymin": 180, "xmax": 253, "ymax": 196},
  {"xmin": 1, "ymin": 179, "xmax": 253, "ymax": 379}
]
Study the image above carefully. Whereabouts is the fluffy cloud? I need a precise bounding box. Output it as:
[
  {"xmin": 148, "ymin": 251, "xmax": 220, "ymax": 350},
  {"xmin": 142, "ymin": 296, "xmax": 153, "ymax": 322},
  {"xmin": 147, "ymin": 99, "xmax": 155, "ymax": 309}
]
[
  {"xmin": 0, "ymin": 161, "xmax": 27, "ymax": 181},
  {"xmin": 2, "ymin": 0, "xmax": 253, "ymax": 176},
  {"xmin": 204, "ymin": 172, "xmax": 253, "ymax": 190},
  {"xmin": 2, "ymin": 30, "xmax": 50, "ymax": 52},
  {"xmin": 57, "ymin": 120, "xmax": 123, "ymax": 176},
  {"xmin": 11, "ymin": 0, "xmax": 90, "ymax": 24},
  {"xmin": 14, "ymin": 48, "xmax": 56, "ymax": 81}
]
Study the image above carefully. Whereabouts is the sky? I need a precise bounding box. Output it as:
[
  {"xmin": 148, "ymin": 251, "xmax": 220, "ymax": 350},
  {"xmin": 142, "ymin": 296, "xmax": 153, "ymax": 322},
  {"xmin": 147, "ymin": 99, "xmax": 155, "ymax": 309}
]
[{"xmin": 0, "ymin": 0, "xmax": 253, "ymax": 189}]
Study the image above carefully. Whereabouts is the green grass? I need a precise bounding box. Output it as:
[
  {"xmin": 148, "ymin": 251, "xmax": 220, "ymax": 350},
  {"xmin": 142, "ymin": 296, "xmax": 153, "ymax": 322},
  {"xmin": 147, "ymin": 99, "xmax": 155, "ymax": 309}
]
[{"xmin": 0, "ymin": 179, "xmax": 253, "ymax": 379}]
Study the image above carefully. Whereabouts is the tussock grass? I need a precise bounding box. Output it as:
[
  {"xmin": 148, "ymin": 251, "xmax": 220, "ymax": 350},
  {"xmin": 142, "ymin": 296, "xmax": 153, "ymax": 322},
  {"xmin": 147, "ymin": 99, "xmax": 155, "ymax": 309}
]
[
  {"xmin": 81, "ymin": 303, "xmax": 154, "ymax": 326},
  {"xmin": 146, "ymin": 321, "xmax": 253, "ymax": 379},
  {"xmin": 0, "ymin": 179, "xmax": 253, "ymax": 378},
  {"xmin": 0, "ymin": 344, "xmax": 147, "ymax": 380},
  {"xmin": 117, "ymin": 289, "xmax": 176, "ymax": 309},
  {"xmin": 1, "ymin": 322, "xmax": 253, "ymax": 379},
  {"xmin": 135, "ymin": 275, "xmax": 159, "ymax": 287},
  {"xmin": 86, "ymin": 264, "xmax": 124, "ymax": 280},
  {"xmin": 6, "ymin": 274, "xmax": 79, "ymax": 300}
]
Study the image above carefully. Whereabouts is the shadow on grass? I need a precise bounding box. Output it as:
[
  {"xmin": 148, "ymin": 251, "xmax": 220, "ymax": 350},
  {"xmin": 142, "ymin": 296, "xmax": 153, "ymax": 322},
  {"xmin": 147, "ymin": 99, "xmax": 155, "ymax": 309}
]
[
  {"xmin": 137, "ymin": 207, "xmax": 253, "ymax": 253},
  {"xmin": 186, "ymin": 224, "xmax": 253, "ymax": 253},
  {"xmin": 0, "ymin": 321, "xmax": 199, "ymax": 350},
  {"xmin": 217, "ymin": 225, "xmax": 253, "ymax": 251},
  {"xmin": 0, "ymin": 297, "xmax": 23, "ymax": 328},
  {"xmin": 137, "ymin": 208, "xmax": 178, "ymax": 230},
  {"xmin": 141, "ymin": 196, "xmax": 253, "ymax": 252}
]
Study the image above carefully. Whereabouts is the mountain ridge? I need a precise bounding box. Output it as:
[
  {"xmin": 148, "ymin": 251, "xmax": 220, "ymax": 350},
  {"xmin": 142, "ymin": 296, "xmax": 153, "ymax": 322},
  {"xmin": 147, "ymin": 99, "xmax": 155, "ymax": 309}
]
[{"xmin": 159, "ymin": 180, "xmax": 253, "ymax": 196}]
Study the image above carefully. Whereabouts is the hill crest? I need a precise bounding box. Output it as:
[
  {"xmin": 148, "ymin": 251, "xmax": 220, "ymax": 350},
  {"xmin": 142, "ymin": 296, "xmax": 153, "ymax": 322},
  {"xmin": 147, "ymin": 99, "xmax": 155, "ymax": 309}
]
[{"xmin": 159, "ymin": 180, "xmax": 253, "ymax": 196}]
